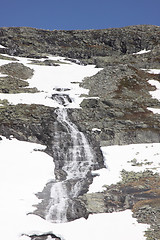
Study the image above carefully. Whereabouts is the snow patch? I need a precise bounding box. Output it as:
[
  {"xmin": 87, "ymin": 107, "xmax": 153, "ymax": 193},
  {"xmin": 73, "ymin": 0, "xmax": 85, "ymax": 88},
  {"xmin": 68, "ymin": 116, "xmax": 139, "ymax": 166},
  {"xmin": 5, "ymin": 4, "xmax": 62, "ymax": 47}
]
[
  {"xmin": 0, "ymin": 136, "xmax": 55, "ymax": 240},
  {"xmin": 148, "ymin": 79, "xmax": 160, "ymax": 101},
  {"xmin": 133, "ymin": 49, "xmax": 151, "ymax": 55},
  {"xmin": 147, "ymin": 69, "xmax": 160, "ymax": 74},
  {"xmin": 0, "ymin": 73, "xmax": 8, "ymax": 77},
  {"xmin": 20, "ymin": 210, "xmax": 149, "ymax": 240},
  {"xmin": 92, "ymin": 128, "xmax": 101, "ymax": 132},
  {"xmin": 89, "ymin": 143, "xmax": 160, "ymax": 193},
  {"xmin": 147, "ymin": 71, "xmax": 160, "ymax": 113},
  {"xmin": 0, "ymin": 55, "xmax": 102, "ymax": 108},
  {"xmin": 0, "ymin": 44, "xmax": 6, "ymax": 48}
]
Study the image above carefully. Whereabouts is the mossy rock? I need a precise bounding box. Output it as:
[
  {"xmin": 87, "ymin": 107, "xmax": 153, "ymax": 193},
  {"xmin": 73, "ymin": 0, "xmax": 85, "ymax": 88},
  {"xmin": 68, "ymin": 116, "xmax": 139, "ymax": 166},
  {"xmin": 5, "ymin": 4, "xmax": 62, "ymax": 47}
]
[{"xmin": 0, "ymin": 62, "xmax": 34, "ymax": 79}]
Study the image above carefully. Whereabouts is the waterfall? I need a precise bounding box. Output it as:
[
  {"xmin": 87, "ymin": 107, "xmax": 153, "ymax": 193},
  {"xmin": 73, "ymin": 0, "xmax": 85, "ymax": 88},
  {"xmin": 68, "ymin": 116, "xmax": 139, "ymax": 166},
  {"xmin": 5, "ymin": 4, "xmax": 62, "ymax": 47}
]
[{"xmin": 45, "ymin": 90, "xmax": 95, "ymax": 223}]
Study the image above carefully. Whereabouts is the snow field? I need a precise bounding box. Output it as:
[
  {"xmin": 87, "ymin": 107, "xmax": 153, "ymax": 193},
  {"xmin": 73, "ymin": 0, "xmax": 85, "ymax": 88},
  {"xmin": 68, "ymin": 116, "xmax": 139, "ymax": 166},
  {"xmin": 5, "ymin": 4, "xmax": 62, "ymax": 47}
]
[
  {"xmin": 0, "ymin": 136, "xmax": 151, "ymax": 240},
  {"xmin": 0, "ymin": 55, "xmax": 102, "ymax": 108},
  {"xmin": 89, "ymin": 143, "xmax": 160, "ymax": 193},
  {"xmin": 0, "ymin": 136, "xmax": 55, "ymax": 240}
]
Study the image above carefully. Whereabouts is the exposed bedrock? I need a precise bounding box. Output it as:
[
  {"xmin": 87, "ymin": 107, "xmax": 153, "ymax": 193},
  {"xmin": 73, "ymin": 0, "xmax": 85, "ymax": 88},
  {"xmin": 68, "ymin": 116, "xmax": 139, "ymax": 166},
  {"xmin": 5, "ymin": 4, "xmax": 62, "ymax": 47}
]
[{"xmin": 0, "ymin": 25, "xmax": 160, "ymax": 60}]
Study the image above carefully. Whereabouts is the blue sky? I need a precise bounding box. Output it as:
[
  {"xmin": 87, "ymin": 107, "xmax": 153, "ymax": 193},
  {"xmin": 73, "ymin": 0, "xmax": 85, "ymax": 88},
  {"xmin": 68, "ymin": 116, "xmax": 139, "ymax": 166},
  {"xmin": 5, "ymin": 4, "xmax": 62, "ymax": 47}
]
[{"xmin": 0, "ymin": 0, "xmax": 159, "ymax": 30}]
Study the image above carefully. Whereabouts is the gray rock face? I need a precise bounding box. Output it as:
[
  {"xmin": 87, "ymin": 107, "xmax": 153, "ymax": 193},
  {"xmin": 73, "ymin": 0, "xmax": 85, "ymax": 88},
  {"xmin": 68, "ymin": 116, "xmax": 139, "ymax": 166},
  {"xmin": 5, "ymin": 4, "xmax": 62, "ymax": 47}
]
[{"xmin": 71, "ymin": 64, "xmax": 160, "ymax": 147}]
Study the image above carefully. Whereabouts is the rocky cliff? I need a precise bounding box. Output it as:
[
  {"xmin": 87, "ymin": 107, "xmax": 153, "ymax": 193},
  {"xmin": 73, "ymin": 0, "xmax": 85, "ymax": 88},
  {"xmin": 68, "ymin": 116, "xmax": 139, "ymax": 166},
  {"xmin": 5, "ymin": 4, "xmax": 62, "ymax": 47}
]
[{"xmin": 0, "ymin": 25, "xmax": 160, "ymax": 240}]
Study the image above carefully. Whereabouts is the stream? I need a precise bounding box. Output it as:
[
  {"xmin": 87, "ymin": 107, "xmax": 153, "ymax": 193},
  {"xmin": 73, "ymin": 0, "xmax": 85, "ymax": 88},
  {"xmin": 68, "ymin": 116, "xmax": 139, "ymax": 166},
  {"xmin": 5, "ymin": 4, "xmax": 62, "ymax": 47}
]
[{"xmin": 45, "ymin": 89, "xmax": 95, "ymax": 223}]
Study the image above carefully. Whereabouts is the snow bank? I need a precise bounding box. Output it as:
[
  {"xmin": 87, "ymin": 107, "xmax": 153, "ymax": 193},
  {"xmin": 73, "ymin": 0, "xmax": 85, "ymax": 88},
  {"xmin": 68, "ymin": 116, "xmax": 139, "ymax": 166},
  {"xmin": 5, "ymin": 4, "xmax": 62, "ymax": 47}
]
[
  {"xmin": 89, "ymin": 143, "xmax": 160, "ymax": 193},
  {"xmin": 0, "ymin": 136, "xmax": 150, "ymax": 240},
  {"xmin": 0, "ymin": 136, "xmax": 55, "ymax": 240},
  {"xmin": 19, "ymin": 210, "xmax": 149, "ymax": 240}
]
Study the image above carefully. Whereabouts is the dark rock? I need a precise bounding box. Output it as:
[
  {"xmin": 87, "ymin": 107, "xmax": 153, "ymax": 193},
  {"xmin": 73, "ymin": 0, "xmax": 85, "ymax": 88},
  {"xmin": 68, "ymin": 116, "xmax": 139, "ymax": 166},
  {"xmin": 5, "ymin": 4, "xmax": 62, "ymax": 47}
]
[
  {"xmin": 52, "ymin": 94, "xmax": 72, "ymax": 106},
  {"xmin": 2, "ymin": 88, "xmax": 9, "ymax": 93},
  {"xmin": 80, "ymin": 98, "xmax": 99, "ymax": 108},
  {"xmin": 67, "ymin": 198, "xmax": 89, "ymax": 221},
  {"xmin": 29, "ymin": 233, "xmax": 61, "ymax": 240},
  {"xmin": 53, "ymin": 87, "xmax": 71, "ymax": 92}
]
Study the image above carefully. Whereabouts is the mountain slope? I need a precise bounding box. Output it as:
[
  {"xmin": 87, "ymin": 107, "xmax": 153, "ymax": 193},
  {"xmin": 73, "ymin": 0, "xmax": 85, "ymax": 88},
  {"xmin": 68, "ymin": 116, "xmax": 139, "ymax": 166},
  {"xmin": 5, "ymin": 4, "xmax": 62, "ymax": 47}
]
[
  {"xmin": 0, "ymin": 25, "xmax": 160, "ymax": 240},
  {"xmin": 0, "ymin": 25, "xmax": 160, "ymax": 59}
]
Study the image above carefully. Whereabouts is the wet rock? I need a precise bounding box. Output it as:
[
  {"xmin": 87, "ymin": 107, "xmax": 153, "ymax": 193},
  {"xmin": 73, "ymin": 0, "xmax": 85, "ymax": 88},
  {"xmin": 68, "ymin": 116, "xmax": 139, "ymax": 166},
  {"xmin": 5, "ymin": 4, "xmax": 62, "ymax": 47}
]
[
  {"xmin": 29, "ymin": 233, "xmax": 61, "ymax": 240},
  {"xmin": 53, "ymin": 87, "xmax": 71, "ymax": 92},
  {"xmin": 80, "ymin": 171, "xmax": 160, "ymax": 226},
  {"xmin": 67, "ymin": 199, "xmax": 89, "ymax": 221},
  {"xmin": 52, "ymin": 94, "xmax": 72, "ymax": 106}
]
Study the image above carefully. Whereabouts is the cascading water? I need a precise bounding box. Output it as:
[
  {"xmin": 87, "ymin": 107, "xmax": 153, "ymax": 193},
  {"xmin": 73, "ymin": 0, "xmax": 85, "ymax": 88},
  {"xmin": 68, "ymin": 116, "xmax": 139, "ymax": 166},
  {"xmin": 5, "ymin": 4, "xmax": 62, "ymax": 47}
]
[{"xmin": 45, "ymin": 89, "xmax": 95, "ymax": 223}]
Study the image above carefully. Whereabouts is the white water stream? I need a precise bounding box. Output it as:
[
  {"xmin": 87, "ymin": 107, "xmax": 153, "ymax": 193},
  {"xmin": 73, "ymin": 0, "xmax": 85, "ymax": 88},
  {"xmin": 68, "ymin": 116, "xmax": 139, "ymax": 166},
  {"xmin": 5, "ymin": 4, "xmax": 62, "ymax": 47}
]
[{"xmin": 46, "ymin": 92, "xmax": 95, "ymax": 223}]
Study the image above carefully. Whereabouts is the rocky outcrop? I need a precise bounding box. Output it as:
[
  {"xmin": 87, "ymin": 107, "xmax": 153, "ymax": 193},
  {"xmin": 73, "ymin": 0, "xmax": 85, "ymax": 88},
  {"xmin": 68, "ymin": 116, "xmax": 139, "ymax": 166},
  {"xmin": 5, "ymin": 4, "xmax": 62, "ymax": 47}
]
[
  {"xmin": 29, "ymin": 233, "xmax": 61, "ymax": 240},
  {"xmin": 80, "ymin": 170, "xmax": 160, "ymax": 239},
  {"xmin": 80, "ymin": 170, "xmax": 160, "ymax": 213},
  {"xmin": 0, "ymin": 62, "xmax": 34, "ymax": 79},
  {"xmin": 0, "ymin": 25, "xmax": 160, "ymax": 59},
  {"xmin": 70, "ymin": 64, "xmax": 160, "ymax": 147},
  {"xmin": 0, "ymin": 62, "xmax": 37, "ymax": 93}
]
